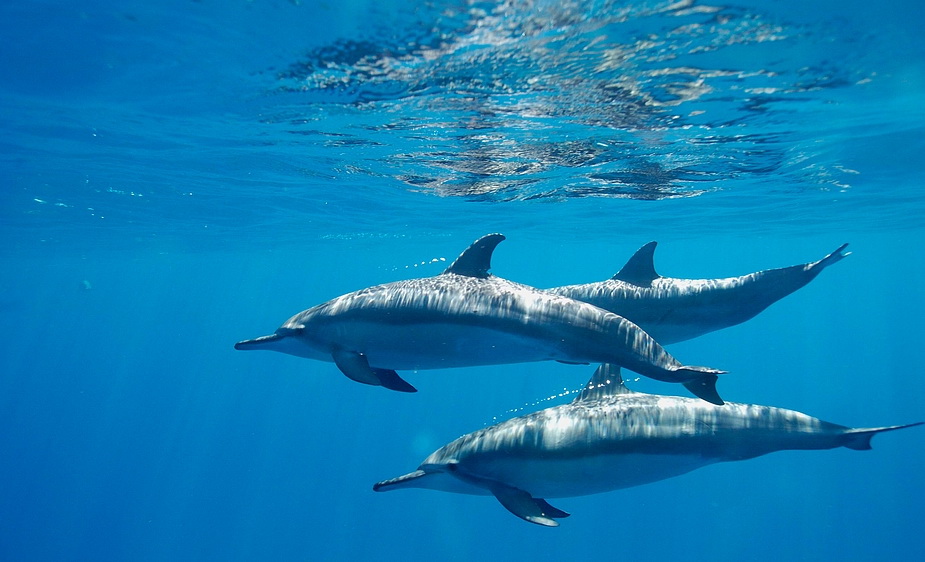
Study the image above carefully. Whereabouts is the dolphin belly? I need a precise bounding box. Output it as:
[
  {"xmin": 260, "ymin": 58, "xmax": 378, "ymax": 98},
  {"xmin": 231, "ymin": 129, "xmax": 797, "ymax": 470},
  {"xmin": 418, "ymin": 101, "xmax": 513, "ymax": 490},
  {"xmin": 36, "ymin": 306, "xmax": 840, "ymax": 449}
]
[
  {"xmin": 322, "ymin": 321, "xmax": 563, "ymax": 370},
  {"xmin": 462, "ymin": 452, "xmax": 715, "ymax": 498}
]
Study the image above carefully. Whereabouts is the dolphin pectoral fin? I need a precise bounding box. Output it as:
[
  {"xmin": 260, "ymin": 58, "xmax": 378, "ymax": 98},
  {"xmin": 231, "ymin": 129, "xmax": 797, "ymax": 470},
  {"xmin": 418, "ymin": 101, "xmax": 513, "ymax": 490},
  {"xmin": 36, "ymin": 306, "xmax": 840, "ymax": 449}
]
[
  {"xmin": 679, "ymin": 369, "xmax": 724, "ymax": 405},
  {"xmin": 331, "ymin": 350, "xmax": 417, "ymax": 392},
  {"xmin": 331, "ymin": 350, "xmax": 383, "ymax": 387},
  {"xmin": 489, "ymin": 484, "xmax": 561, "ymax": 527},
  {"xmin": 372, "ymin": 368, "xmax": 417, "ymax": 393}
]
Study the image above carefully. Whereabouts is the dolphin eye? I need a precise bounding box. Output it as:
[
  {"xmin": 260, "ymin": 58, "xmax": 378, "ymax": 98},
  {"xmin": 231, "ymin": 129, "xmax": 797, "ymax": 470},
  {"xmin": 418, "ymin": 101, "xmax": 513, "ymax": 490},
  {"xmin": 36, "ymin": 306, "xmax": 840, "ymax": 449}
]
[{"xmin": 446, "ymin": 460, "xmax": 459, "ymax": 472}]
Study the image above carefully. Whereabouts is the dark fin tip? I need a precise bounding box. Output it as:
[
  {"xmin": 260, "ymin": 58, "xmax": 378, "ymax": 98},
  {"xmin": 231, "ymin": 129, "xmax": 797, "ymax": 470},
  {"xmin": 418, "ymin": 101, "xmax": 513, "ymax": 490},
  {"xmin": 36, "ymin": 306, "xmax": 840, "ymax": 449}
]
[
  {"xmin": 536, "ymin": 499, "xmax": 570, "ymax": 519},
  {"xmin": 374, "ymin": 368, "xmax": 418, "ymax": 393}
]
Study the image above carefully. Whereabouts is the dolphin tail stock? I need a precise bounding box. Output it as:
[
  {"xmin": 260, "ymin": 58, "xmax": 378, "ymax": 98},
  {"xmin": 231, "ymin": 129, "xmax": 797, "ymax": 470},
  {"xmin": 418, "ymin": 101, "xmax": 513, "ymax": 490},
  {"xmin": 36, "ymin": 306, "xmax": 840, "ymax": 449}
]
[
  {"xmin": 841, "ymin": 422, "xmax": 924, "ymax": 450},
  {"xmin": 678, "ymin": 366, "xmax": 726, "ymax": 405},
  {"xmin": 809, "ymin": 243, "xmax": 851, "ymax": 272}
]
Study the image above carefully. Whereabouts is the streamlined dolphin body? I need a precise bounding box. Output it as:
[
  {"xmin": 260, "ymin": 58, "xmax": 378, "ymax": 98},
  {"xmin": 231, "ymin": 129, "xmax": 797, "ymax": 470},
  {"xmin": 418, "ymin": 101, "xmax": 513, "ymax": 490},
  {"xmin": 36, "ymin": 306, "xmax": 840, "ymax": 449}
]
[
  {"xmin": 548, "ymin": 242, "xmax": 850, "ymax": 344},
  {"xmin": 235, "ymin": 234, "xmax": 724, "ymax": 402},
  {"xmin": 374, "ymin": 364, "xmax": 921, "ymax": 526}
]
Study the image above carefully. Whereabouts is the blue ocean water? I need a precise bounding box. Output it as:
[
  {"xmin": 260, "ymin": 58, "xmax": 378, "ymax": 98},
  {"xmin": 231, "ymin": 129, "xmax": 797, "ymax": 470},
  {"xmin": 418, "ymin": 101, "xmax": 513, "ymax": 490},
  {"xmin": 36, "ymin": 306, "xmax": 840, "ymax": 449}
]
[{"xmin": 2, "ymin": 0, "xmax": 924, "ymax": 560}]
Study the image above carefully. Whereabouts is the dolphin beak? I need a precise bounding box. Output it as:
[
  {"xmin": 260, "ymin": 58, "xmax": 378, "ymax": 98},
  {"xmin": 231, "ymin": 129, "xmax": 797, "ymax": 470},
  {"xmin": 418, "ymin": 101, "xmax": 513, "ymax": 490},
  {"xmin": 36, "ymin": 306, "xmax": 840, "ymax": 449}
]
[
  {"xmin": 373, "ymin": 470, "xmax": 428, "ymax": 492},
  {"xmin": 234, "ymin": 333, "xmax": 285, "ymax": 350}
]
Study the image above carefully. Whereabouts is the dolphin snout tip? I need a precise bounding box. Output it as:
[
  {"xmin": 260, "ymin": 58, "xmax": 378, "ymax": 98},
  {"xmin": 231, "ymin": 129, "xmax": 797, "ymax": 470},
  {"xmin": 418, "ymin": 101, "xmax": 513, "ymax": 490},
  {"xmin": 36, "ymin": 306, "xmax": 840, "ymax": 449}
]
[
  {"xmin": 233, "ymin": 339, "xmax": 257, "ymax": 350},
  {"xmin": 233, "ymin": 333, "xmax": 283, "ymax": 350},
  {"xmin": 373, "ymin": 469, "xmax": 428, "ymax": 492}
]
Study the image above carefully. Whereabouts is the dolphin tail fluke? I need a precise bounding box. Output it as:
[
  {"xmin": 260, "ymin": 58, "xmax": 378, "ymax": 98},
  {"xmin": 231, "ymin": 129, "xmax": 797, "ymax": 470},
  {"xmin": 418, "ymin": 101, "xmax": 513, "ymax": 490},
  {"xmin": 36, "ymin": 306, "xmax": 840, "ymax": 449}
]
[
  {"xmin": 679, "ymin": 368, "xmax": 724, "ymax": 405},
  {"xmin": 842, "ymin": 422, "xmax": 924, "ymax": 450},
  {"xmin": 810, "ymin": 243, "xmax": 850, "ymax": 271},
  {"xmin": 490, "ymin": 484, "xmax": 568, "ymax": 527}
]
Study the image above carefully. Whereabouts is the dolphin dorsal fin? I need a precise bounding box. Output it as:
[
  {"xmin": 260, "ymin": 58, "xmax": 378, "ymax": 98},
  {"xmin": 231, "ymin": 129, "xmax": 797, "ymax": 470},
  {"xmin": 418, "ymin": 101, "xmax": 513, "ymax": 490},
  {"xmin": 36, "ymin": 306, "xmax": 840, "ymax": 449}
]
[
  {"xmin": 612, "ymin": 241, "xmax": 659, "ymax": 286},
  {"xmin": 574, "ymin": 364, "xmax": 634, "ymax": 402},
  {"xmin": 443, "ymin": 233, "xmax": 506, "ymax": 278}
]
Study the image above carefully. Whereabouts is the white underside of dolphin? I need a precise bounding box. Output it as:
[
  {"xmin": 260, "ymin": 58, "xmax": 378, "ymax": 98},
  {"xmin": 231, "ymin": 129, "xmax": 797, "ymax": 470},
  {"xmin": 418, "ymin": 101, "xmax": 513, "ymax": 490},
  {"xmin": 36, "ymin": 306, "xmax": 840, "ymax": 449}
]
[
  {"xmin": 548, "ymin": 241, "xmax": 850, "ymax": 344},
  {"xmin": 374, "ymin": 364, "xmax": 922, "ymax": 527},
  {"xmin": 235, "ymin": 234, "xmax": 726, "ymax": 403}
]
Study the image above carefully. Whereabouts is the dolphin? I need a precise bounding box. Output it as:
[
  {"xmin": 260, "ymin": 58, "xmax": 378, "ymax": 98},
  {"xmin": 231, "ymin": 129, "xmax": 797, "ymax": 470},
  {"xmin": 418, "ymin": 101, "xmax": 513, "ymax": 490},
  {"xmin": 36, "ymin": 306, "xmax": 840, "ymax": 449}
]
[
  {"xmin": 374, "ymin": 363, "xmax": 921, "ymax": 527},
  {"xmin": 547, "ymin": 242, "xmax": 850, "ymax": 344},
  {"xmin": 235, "ymin": 234, "xmax": 725, "ymax": 402}
]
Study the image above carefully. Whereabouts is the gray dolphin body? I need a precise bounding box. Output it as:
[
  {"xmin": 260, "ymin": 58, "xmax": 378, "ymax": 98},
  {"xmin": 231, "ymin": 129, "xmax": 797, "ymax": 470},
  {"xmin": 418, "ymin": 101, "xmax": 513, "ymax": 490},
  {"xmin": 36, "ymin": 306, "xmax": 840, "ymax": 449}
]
[
  {"xmin": 548, "ymin": 242, "xmax": 850, "ymax": 344},
  {"xmin": 234, "ymin": 234, "xmax": 724, "ymax": 402},
  {"xmin": 374, "ymin": 364, "xmax": 921, "ymax": 526}
]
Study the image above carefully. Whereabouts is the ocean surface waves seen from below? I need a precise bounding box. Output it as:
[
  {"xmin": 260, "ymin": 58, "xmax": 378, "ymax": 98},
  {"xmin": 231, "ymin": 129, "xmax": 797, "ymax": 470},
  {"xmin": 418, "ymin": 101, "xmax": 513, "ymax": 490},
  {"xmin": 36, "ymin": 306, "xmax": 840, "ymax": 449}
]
[
  {"xmin": 265, "ymin": 0, "xmax": 873, "ymax": 202},
  {"xmin": 4, "ymin": 0, "xmax": 923, "ymax": 252}
]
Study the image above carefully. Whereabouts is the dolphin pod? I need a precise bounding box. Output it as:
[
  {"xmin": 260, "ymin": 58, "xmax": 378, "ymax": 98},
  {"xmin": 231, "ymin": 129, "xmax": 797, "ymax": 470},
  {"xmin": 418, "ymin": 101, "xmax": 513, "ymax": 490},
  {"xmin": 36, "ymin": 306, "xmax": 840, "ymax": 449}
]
[
  {"xmin": 374, "ymin": 364, "xmax": 922, "ymax": 526},
  {"xmin": 547, "ymin": 241, "xmax": 851, "ymax": 344},
  {"xmin": 234, "ymin": 234, "xmax": 920, "ymax": 526},
  {"xmin": 235, "ymin": 234, "xmax": 725, "ymax": 403}
]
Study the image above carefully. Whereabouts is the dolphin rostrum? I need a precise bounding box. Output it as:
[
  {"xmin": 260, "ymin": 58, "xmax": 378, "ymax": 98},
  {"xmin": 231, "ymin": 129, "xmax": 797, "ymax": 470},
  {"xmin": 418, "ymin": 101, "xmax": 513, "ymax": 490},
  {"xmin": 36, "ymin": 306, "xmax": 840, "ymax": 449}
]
[
  {"xmin": 235, "ymin": 234, "xmax": 725, "ymax": 402},
  {"xmin": 548, "ymin": 242, "xmax": 850, "ymax": 344},
  {"xmin": 374, "ymin": 363, "xmax": 921, "ymax": 526}
]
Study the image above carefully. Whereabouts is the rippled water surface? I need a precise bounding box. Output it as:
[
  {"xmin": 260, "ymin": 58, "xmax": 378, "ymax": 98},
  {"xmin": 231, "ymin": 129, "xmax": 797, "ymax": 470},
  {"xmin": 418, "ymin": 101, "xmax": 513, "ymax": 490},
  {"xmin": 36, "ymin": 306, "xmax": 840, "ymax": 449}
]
[{"xmin": 4, "ymin": 0, "xmax": 924, "ymax": 248}]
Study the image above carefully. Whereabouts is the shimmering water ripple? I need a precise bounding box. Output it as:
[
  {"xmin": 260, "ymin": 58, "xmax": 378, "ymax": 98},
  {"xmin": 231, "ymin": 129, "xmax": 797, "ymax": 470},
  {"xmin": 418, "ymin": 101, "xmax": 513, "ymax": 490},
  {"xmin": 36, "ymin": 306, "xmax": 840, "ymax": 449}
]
[
  {"xmin": 3, "ymin": 0, "xmax": 922, "ymax": 251},
  {"xmin": 268, "ymin": 0, "xmax": 875, "ymax": 201}
]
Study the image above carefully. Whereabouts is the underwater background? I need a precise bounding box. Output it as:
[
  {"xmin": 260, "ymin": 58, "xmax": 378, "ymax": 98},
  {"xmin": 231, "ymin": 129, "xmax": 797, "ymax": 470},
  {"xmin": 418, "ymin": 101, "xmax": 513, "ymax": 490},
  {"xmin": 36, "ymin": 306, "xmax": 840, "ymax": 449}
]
[{"xmin": 2, "ymin": 0, "xmax": 924, "ymax": 560}]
